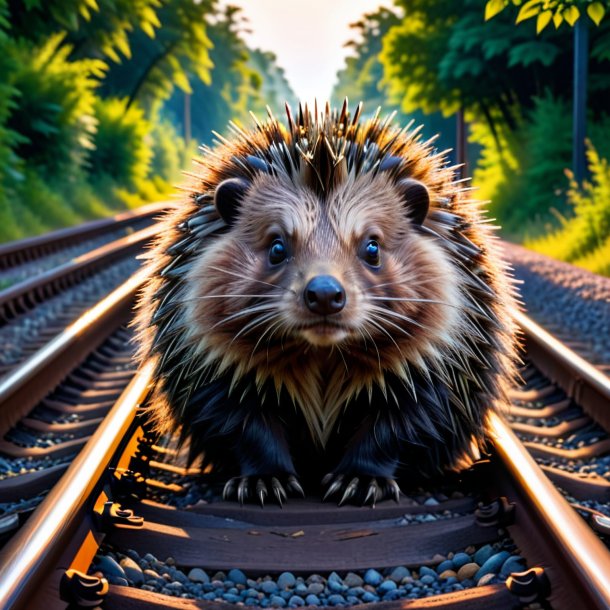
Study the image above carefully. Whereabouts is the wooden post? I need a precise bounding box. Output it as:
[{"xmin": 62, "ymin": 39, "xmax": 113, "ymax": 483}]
[
  {"xmin": 573, "ymin": 17, "xmax": 588, "ymax": 183},
  {"xmin": 456, "ymin": 108, "xmax": 468, "ymax": 180}
]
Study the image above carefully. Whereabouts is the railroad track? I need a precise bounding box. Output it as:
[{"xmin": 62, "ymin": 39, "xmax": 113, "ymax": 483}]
[
  {"xmin": 0, "ymin": 203, "xmax": 169, "ymax": 378},
  {"xmin": 0, "ymin": 300, "xmax": 609, "ymax": 609},
  {"xmin": 0, "ymin": 201, "xmax": 166, "ymax": 282},
  {"xmin": 0, "ymin": 204, "xmax": 171, "ymax": 544}
]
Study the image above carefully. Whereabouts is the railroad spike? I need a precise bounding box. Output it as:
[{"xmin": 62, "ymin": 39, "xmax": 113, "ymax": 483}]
[
  {"xmin": 59, "ymin": 569, "xmax": 109, "ymax": 607},
  {"xmin": 506, "ymin": 566, "xmax": 551, "ymax": 603},
  {"xmin": 94, "ymin": 501, "xmax": 144, "ymax": 533},
  {"xmin": 475, "ymin": 496, "xmax": 516, "ymax": 527}
]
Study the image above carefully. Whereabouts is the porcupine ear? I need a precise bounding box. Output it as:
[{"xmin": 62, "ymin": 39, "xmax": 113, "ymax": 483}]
[
  {"xmin": 379, "ymin": 155, "xmax": 430, "ymax": 225},
  {"xmin": 214, "ymin": 178, "xmax": 250, "ymax": 226},
  {"xmin": 397, "ymin": 178, "xmax": 430, "ymax": 226}
]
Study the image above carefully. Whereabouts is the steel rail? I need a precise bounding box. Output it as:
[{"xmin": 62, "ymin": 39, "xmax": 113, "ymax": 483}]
[
  {"xmin": 0, "ymin": 201, "xmax": 168, "ymax": 269},
  {"xmin": 514, "ymin": 309, "xmax": 610, "ymax": 439},
  {"xmin": 0, "ymin": 270, "xmax": 148, "ymax": 436},
  {"xmin": 0, "ymin": 223, "xmax": 159, "ymax": 322},
  {"xmin": 489, "ymin": 411, "xmax": 610, "ymax": 609},
  {"xmin": 0, "ymin": 308, "xmax": 609, "ymax": 608},
  {"xmin": 0, "ymin": 361, "xmax": 154, "ymax": 610}
]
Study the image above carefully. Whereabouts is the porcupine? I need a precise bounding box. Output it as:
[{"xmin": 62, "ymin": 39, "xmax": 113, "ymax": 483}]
[{"xmin": 135, "ymin": 100, "xmax": 517, "ymax": 506}]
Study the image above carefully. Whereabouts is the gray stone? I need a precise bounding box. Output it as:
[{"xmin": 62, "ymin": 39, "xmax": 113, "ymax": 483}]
[
  {"xmin": 119, "ymin": 557, "xmax": 144, "ymax": 585},
  {"xmin": 306, "ymin": 583, "xmax": 324, "ymax": 595},
  {"xmin": 95, "ymin": 555, "xmax": 126, "ymax": 584},
  {"xmin": 363, "ymin": 569, "xmax": 383, "ymax": 586},
  {"xmin": 228, "ymin": 569, "xmax": 247, "ymax": 585},
  {"xmin": 474, "ymin": 545, "xmax": 494, "ymax": 566},
  {"xmin": 452, "ymin": 553, "xmax": 471, "ymax": 570},
  {"xmin": 289, "ymin": 595, "xmax": 305, "ymax": 607},
  {"xmin": 344, "ymin": 572, "xmax": 363, "ymax": 588},
  {"xmin": 378, "ymin": 580, "xmax": 397, "ymax": 593},
  {"xmin": 304, "ymin": 594, "xmax": 320, "ymax": 606},
  {"xmin": 389, "ymin": 566, "xmax": 409, "ymax": 583},
  {"xmin": 270, "ymin": 594, "xmax": 287, "ymax": 607},
  {"xmin": 475, "ymin": 551, "xmax": 511, "ymax": 581},
  {"xmin": 278, "ymin": 572, "xmax": 296, "ymax": 589}
]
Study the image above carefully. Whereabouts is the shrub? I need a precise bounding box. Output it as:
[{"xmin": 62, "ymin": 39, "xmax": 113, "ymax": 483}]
[
  {"xmin": 527, "ymin": 144, "xmax": 610, "ymax": 275},
  {"xmin": 6, "ymin": 34, "xmax": 104, "ymax": 179},
  {"xmin": 471, "ymin": 94, "xmax": 572, "ymax": 237},
  {"xmin": 88, "ymin": 97, "xmax": 152, "ymax": 190}
]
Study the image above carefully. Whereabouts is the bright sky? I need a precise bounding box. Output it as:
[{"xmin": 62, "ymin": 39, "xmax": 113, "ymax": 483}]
[{"xmin": 224, "ymin": 0, "xmax": 386, "ymax": 103}]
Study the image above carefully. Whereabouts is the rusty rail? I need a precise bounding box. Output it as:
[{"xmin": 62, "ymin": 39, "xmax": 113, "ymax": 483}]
[{"xmin": 0, "ymin": 201, "xmax": 168, "ymax": 270}]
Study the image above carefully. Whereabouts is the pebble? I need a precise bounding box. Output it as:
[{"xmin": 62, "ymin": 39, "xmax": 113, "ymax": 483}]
[
  {"xmin": 500, "ymin": 555, "xmax": 526, "ymax": 577},
  {"xmin": 119, "ymin": 557, "xmax": 144, "ymax": 585},
  {"xmin": 344, "ymin": 572, "xmax": 364, "ymax": 587},
  {"xmin": 188, "ymin": 568, "xmax": 210, "ymax": 583},
  {"xmin": 305, "ymin": 594, "xmax": 320, "ymax": 606},
  {"xmin": 363, "ymin": 569, "xmax": 383, "ymax": 586},
  {"xmin": 94, "ymin": 555, "xmax": 127, "ymax": 585},
  {"xmin": 327, "ymin": 594, "xmax": 347, "ymax": 606},
  {"xmin": 475, "ymin": 551, "xmax": 510, "ymax": 581},
  {"xmin": 439, "ymin": 570, "xmax": 457, "ymax": 580},
  {"xmin": 270, "ymin": 594, "xmax": 287, "ymax": 607},
  {"xmin": 262, "ymin": 581, "xmax": 279, "ymax": 594},
  {"xmin": 289, "ymin": 595, "xmax": 305, "ymax": 606},
  {"xmin": 452, "ymin": 553, "xmax": 471, "ymax": 570},
  {"xmin": 306, "ymin": 583, "xmax": 324, "ymax": 595},
  {"xmin": 457, "ymin": 563, "xmax": 480, "ymax": 581},
  {"xmin": 477, "ymin": 573, "xmax": 496, "ymax": 587},
  {"xmin": 378, "ymin": 580, "xmax": 397, "ymax": 594},
  {"xmin": 228, "ymin": 569, "xmax": 247, "ymax": 585},
  {"xmin": 474, "ymin": 544, "xmax": 494, "ymax": 566},
  {"xmin": 278, "ymin": 572, "xmax": 297, "ymax": 589},
  {"xmin": 436, "ymin": 560, "xmax": 454, "ymax": 574}
]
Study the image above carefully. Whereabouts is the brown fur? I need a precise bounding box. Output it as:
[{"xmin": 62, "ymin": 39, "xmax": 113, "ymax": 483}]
[{"xmin": 134, "ymin": 102, "xmax": 518, "ymax": 498}]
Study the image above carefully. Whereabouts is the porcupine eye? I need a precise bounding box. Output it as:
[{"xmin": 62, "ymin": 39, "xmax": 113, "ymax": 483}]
[
  {"xmin": 362, "ymin": 239, "xmax": 381, "ymax": 268},
  {"xmin": 269, "ymin": 238, "xmax": 287, "ymax": 265}
]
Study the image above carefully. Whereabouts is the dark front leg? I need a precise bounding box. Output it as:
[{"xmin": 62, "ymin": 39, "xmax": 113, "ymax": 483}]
[
  {"xmin": 323, "ymin": 411, "xmax": 402, "ymax": 506},
  {"xmin": 224, "ymin": 409, "xmax": 304, "ymax": 505},
  {"xmin": 184, "ymin": 375, "xmax": 304, "ymax": 506}
]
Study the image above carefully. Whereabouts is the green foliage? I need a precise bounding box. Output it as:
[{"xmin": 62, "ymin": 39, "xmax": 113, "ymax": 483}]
[
  {"xmin": 88, "ymin": 97, "xmax": 152, "ymax": 189},
  {"xmin": 164, "ymin": 5, "xmax": 296, "ymax": 146},
  {"xmin": 331, "ymin": 7, "xmax": 455, "ymax": 159},
  {"xmin": 6, "ymin": 34, "xmax": 104, "ymax": 178},
  {"xmin": 485, "ymin": 0, "xmax": 610, "ymax": 31},
  {"xmin": 8, "ymin": 0, "xmax": 164, "ymax": 63},
  {"xmin": 100, "ymin": 0, "xmax": 213, "ymax": 111},
  {"xmin": 471, "ymin": 94, "xmax": 574, "ymax": 234},
  {"xmin": 527, "ymin": 145, "xmax": 610, "ymax": 274},
  {"xmin": 149, "ymin": 117, "xmax": 192, "ymax": 185}
]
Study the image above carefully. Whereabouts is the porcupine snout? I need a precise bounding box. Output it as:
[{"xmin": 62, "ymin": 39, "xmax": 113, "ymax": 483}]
[{"xmin": 304, "ymin": 275, "xmax": 346, "ymax": 315}]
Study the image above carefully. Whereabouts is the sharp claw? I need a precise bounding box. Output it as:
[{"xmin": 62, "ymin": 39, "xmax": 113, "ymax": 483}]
[
  {"xmin": 256, "ymin": 479, "xmax": 267, "ymax": 507},
  {"xmin": 386, "ymin": 478, "xmax": 401, "ymax": 503},
  {"xmin": 338, "ymin": 477, "xmax": 359, "ymax": 506},
  {"xmin": 271, "ymin": 478, "xmax": 286, "ymax": 507},
  {"xmin": 287, "ymin": 475, "xmax": 305, "ymax": 497},
  {"xmin": 323, "ymin": 475, "xmax": 344, "ymax": 501},
  {"xmin": 321, "ymin": 472, "xmax": 334, "ymax": 486},
  {"xmin": 237, "ymin": 476, "xmax": 249, "ymax": 505},
  {"xmin": 364, "ymin": 479, "xmax": 379, "ymax": 507},
  {"xmin": 223, "ymin": 477, "xmax": 237, "ymax": 500}
]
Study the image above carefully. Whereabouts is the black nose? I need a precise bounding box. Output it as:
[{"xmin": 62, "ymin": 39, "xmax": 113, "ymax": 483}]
[{"xmin": 304, "ymin": 275, "xmax": 346, "ymax": 315}]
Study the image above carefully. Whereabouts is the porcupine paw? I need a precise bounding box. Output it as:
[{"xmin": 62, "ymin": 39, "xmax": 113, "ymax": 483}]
[
  {"xmin": 222, "ymin": 474, "xmax": 305, "ymax": 507},
  {"xmin": 321, "ymin": 473, "xmax": 402, "ymax": 507}
]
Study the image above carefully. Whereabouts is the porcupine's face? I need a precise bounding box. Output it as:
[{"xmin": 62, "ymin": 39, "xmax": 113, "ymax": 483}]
[{"xmin": 184, "ymin": 169, "xmax": 463, "ymax": 375}]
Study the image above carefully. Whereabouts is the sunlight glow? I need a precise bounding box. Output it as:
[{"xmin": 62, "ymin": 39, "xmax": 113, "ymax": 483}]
[{"xmin": 222, "ymin": 0, "xmax": 386, "ymax": 103}]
